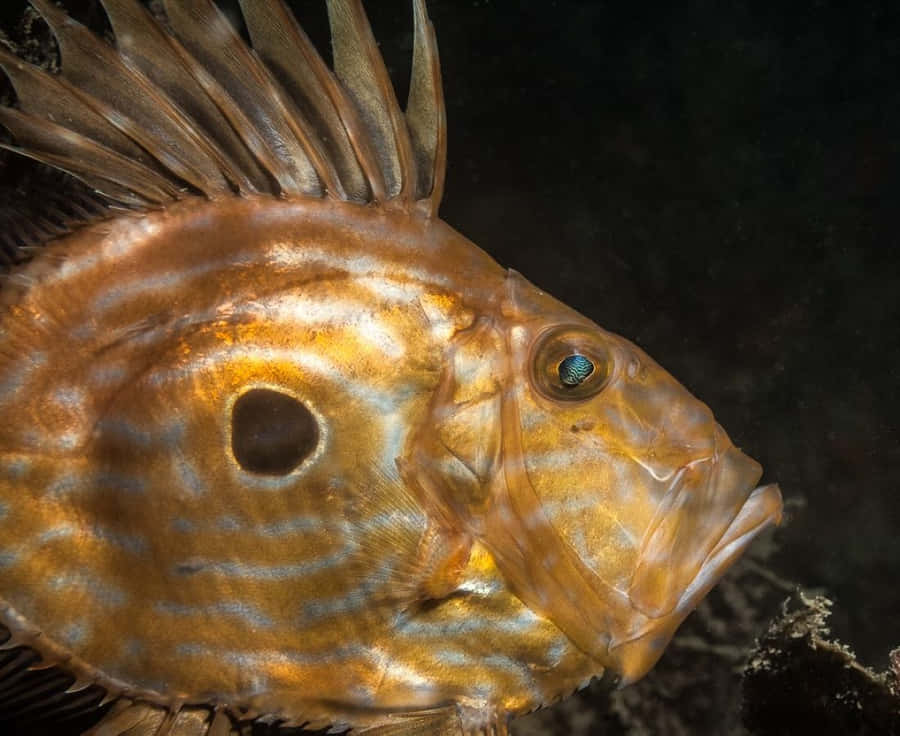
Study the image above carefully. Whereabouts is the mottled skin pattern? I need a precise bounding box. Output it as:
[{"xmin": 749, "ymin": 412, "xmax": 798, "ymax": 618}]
[{"xmin": 0, "ymin": 1, "xmax": 782, "ymax": 734}]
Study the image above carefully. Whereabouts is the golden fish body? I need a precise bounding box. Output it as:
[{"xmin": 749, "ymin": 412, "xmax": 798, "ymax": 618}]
[{"xmin": 0, "ymin": 1, "xmax": 783, "ymax": 734}]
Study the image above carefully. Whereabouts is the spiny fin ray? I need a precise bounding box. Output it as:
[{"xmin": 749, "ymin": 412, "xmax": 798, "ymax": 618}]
[
  {"xmin": 161, "ymin": 0, "xmax": 335, "ymax": 197},
  {"xmin": 407, "ymin": 0, "xmax": 447, "ymax": 214},
  {"xmin": 0, "ymin": 45, "xmax": 150, "ymax": 167},
  {"xmin": 0, "ymin": 106, "xmax": 181, "ymax": 204}
]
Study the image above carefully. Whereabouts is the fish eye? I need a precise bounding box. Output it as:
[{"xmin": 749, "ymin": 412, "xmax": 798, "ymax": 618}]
[
  {"xmin": 530, "ymin": 326, "xmax": 612, "ymax": 401},
  {"xmin": 558, "ymin": 354, "xmax": 595, "ymax": 386},
  {"xmin": 231, "ymin": 388, "xmax": 319, "ymax": 475}
]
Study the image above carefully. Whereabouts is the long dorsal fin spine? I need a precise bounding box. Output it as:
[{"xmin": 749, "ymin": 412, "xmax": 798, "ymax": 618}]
[
  {"xmin": 166, "ymin": 52, "xmax": 287, "ymax": 196},
  {"xmin": 0, "ymin": 142, "xmax": 155, "ymax": 207},
  {"xmin": 0, "ymin": 106, "xmax": 181, "ymax": 203},
  {"xmin": 161, "ymin": 0, "xmax": 330, "ymax": 197},
  {"xmin": 408, "ymin": 0, "xmax": 446, "ymax": 215},
  {"xmin": 0, "ymin": 45, "xmax": 153, "ymax": 169}
]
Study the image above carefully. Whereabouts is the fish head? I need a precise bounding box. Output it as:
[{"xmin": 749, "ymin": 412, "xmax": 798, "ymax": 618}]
[{"xmin": 491, "ymin": 270, "xmax": 783, "ymax": 682}]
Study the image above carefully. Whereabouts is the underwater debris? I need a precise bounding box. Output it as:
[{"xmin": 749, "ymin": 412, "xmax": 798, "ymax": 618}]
[{"xmin": 742, "ymin": 592, "xmax": 900, "ymax": 736}]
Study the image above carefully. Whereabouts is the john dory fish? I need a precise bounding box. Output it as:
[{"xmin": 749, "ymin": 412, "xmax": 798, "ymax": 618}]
[{"xmin": 0, "ymin": 1, "xmax": 783, "ymax": 734}]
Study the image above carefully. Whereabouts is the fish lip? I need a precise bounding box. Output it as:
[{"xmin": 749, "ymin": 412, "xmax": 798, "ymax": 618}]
[{"xmin": 672, "ymin": 481, "xmax": 783, "ymax": 614}]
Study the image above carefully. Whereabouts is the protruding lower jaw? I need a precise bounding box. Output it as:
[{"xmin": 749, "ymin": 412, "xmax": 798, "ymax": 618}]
[{"xmin": 607, "ymin": 482, "xmax": 783, "ymax": 684}]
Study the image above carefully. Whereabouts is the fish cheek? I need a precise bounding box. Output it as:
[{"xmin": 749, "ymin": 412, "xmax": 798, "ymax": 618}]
[
  {"xmin": 231, "ymin": 388, "xmax": 319, "ymax": 475},
  {"xmin": 513, "ymin": 381, "xmax": 655, "ymax": 594}
]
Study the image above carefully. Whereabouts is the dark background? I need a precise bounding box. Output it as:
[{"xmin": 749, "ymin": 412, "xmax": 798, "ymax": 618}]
[{"xmin": 0, "ymin": 1, "xmax": 898, "ymax": 733}]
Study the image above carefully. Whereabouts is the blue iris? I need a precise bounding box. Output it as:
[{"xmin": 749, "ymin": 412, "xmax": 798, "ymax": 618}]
[{"xmin": 558, "ymin": 354, "xmax": 594, "ymax": 386}]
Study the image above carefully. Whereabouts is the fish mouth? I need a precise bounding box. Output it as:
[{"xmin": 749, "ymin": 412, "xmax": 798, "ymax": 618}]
[
  {"xmin": 607, "ymin": 442, "xmax": 783, "ymax": 684},
  {"xmin": 670, "ymin": 481, "xmax": 783, "ymax": 612}
]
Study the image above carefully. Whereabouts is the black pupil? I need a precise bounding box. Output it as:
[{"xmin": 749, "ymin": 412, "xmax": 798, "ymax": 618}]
[{"xmin": 232, "ymin": 389, "xmax": 318, "ymax": 475}]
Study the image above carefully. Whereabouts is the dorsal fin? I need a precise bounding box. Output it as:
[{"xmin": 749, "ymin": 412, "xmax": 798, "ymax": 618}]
[
  {"xmin": 99, "ymin": 0, "xmax": 272, "ymax": 194},
  {"xmin": 0, "ymin": 0, "xmax": 448, "ymax": 226},
  {"xmin": 160, "ymin": 0, "xmax": 333, "ymax": 197},
  {"xmin": 0, "ymin": 105, "xmax": 183, "ymax": 205}
]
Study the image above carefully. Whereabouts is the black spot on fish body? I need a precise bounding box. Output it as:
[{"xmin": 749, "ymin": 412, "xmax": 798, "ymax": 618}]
[{"xmin": 231, "ymin": 388, "xmax": 318, "ymax": 475}]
